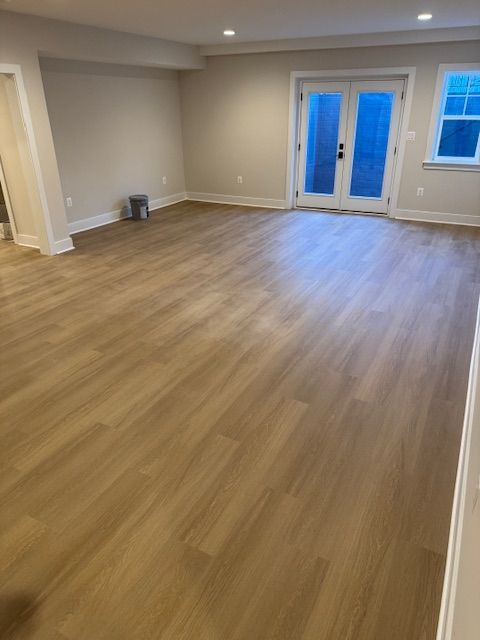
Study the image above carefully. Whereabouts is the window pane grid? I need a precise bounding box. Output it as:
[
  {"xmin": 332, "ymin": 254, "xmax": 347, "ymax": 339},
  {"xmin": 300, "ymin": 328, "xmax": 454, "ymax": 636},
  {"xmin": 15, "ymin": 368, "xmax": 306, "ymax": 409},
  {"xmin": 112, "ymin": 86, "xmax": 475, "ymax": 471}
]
[{"xmin": 434, "ymin": 70, "xmax": 480, "ymax": 163}]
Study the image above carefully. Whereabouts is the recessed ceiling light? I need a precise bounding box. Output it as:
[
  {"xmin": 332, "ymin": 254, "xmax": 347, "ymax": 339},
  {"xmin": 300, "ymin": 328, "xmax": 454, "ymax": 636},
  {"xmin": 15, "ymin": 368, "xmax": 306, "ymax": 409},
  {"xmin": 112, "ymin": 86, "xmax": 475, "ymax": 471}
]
[
  {"xmin": 223, "ymin": 29, "xmax": 236, "ymax": 36},
  {"xmin": 417, "ymin": 13, "xmax": 433, "ymax": 20}
]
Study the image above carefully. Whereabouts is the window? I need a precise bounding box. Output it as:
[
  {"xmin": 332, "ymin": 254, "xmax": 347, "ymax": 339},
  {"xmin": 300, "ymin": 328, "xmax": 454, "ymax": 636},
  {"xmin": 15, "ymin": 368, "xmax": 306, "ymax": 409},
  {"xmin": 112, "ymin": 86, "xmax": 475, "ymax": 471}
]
[{"xmin": 425, "ymin": 66, "xmax": 480, "ymax": 170}]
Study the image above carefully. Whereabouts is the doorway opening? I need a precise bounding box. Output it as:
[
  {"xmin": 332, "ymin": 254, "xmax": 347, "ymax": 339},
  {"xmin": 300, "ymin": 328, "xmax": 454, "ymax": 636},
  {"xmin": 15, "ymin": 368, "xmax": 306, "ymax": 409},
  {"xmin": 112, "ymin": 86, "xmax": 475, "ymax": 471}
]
[
  {"xmin": 287, "ymin": 69, "xmax": 415, "ymax": 216},
  {"xmin": 0, "ymin": 68, "xmax": 55, "ymax": 253},
  {"xmin": 297, "ymin": 79, "xmax": 404, "ymax": 214}
]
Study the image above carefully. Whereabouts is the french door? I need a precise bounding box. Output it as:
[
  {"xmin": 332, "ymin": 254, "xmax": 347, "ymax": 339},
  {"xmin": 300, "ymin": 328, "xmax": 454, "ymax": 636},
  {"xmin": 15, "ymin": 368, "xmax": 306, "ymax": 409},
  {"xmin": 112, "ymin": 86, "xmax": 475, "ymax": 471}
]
[{"xmin": 296, "ymin": 79, "xmax": 404, "ymax": 214}]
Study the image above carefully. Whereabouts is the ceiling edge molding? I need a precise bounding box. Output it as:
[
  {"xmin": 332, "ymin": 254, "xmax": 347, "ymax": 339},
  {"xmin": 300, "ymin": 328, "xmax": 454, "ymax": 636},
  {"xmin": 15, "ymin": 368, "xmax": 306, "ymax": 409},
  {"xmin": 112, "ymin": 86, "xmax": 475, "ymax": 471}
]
[{"xmin": 199, "ymin": 26, "xmax": 480, "ymax": 56}]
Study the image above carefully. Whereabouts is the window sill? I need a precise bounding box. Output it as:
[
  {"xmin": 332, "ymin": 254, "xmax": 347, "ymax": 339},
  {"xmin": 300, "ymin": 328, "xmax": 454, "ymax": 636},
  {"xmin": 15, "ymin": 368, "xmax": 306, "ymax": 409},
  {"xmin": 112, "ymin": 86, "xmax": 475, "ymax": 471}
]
[{"xmin": 423, "ymin": 160, "xmax": 480, "ymax": 172}]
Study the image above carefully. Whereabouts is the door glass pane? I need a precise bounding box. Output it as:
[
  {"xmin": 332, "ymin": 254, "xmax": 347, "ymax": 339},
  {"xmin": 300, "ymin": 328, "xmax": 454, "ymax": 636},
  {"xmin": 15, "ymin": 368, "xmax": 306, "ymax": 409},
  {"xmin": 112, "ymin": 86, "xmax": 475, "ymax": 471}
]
[
  {"xmin": 349, "ymin": 92, "xmax": 394, "ymax": 199},
  {"xmin": 438, "ymin": 120, "xmax": 480, "ymax": 157},
  {"xmin": 304, "ymin": 93, "xmax": 342, "ymax": 195}
]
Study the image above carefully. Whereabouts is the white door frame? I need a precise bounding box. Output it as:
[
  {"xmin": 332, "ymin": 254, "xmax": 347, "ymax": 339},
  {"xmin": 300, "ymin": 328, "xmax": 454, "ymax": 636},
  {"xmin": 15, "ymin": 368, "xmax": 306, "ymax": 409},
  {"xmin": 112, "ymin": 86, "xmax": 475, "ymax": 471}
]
[
  {"xmin": 286, "ymin": 67, "xmax": 417, "ymax": 217},
  {"xmin": 0, "ymin": 155, "xmax": 19, "ymax": 244},
  {"xmin": 0, "ymin": 64, "xmax": 57, "ymax": 254}
]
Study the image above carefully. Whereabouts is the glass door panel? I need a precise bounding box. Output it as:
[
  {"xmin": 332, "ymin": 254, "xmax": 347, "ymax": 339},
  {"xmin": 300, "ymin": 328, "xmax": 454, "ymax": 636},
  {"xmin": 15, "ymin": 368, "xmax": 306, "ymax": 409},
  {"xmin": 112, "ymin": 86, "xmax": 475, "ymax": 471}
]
[
  {"xmin": 305, "ymin": 93, "xmax": 342, "ymax": 195},
  {"xmin": 340, "ymin": 79, "xmax": 404, "ymax": 214},
  {"xmin": 297, "ymin": 82, "xmax": 349, "ymax": 210},
  {"xmin": 349, "ymin": 92, "xmax": 394, "ymax": 198}
]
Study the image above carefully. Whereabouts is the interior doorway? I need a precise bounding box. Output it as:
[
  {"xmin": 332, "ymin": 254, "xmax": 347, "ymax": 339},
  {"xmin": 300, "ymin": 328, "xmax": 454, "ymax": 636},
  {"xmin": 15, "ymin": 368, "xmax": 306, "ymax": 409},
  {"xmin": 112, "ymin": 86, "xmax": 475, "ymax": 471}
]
[
  {"xmin": 0, "ymin": 66, "xmax": 62, "ymax": 254},
  {"xmin": 296, "ymin": 78, "xmax": 404, "ymax": 214},
  {"xmin": 0, "ymin": 71, "xmax": 44, "ymax": 249}
]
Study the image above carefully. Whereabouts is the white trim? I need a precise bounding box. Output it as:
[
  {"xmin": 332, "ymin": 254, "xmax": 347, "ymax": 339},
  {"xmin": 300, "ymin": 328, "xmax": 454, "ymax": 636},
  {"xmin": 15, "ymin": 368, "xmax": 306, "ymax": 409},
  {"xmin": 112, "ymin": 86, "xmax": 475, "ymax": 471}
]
[
  {"xmin": 200, "ymin": 26, "xmax": 480, "ymax": 56},
  {"xmin": 68, "ymin": 206, "xmax": 131, "ymax": 234},
  {"xmin": 16, "ymin": 234, "xmax": 39, "ymax": 248},
  {"xmin": 186, "ymin": 192, "xmax": 288, "ymax": 209},
  {"xmin": 15, "ymin": 234, "xmax": 73, "ymax": 255},
  {"xmin": 393, "ymin": 208, "xmax": 480, "ymax": 227},
  {"xmin": 425, "ymin": 63, "xmax": 480, "ymax": 169},
  {"xmin": 286, "ymin": 67, "xmax": 416, "ymax": 217},
  {"xmin": 0, "ymin": 155, "xmax": 18, "ymax": 244},
  {"xmin": 68, "ymin": 192, "xmax": 187, "ymax": 234},
  {"xmin": 54, "ymin": 237, "xmax": 75, "ymax": 253},
  {"xmin": 423, "ymin": 160, "xmax": 480, "ymax": 171},
  {"xmin": 436, "ymin": 297, "xmax": 480, "ymax": 640},
  {"xmin": 149, "ymin": 193, "xmax": 187, "ymax": 210},
  {"xmin": 0, "ymin": 64, "xmax": 58, "ymax": 255}
]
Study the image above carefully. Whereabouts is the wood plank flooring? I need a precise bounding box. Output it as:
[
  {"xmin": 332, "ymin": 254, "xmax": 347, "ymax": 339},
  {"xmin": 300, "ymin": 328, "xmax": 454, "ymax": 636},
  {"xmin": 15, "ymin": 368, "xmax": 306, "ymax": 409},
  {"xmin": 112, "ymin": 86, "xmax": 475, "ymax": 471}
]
[{"xmin": 1, "ymin": 201, "xmax": 480, "ymax": 639}]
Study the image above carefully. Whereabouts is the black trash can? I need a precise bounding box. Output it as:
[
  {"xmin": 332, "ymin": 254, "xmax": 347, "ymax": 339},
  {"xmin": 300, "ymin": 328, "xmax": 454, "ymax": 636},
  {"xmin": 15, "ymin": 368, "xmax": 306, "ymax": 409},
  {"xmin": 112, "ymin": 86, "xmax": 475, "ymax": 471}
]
[{"xmin": 129, "ymin": 194, "xmax": 149, "ymax": 220}]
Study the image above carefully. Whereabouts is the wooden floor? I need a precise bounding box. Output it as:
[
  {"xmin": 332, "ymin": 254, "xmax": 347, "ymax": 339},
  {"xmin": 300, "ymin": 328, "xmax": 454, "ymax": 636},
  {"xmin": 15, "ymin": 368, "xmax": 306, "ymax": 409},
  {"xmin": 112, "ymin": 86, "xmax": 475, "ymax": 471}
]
[{"xmin": 1, "ymin": 202, "xmax": 480, "ymax": 640}]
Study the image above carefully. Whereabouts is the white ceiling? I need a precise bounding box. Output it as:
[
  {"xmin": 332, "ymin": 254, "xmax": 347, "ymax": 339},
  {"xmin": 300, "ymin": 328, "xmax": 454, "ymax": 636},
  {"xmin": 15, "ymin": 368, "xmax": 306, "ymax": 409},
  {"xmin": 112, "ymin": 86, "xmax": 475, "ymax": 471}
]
[{"xmin": 1, "ymin": 0, "xmax": 479, "ymax": 46}]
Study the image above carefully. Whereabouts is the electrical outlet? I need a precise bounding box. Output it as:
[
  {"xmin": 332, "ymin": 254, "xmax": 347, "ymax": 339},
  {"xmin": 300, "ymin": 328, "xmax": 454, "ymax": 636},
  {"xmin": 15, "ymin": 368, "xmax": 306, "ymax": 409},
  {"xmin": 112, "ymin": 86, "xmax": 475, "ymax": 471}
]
[
  {"xmin": 162, "ymin": 176, "xmax": 167, "ymax": 185},
  {"xmin": 66, "ymin": 197, "xmax": 73, "ymax": 207},
  {"xmin": 407, "ymin": 131, "xmax": 416, "ymax": 142},
  {"xmin": 237, "ymin": 176, "xmax": 243, "ymax": 184},
  {"xmin": 416, "ymin": 187, "xmax": 424, "ymax": 197}
]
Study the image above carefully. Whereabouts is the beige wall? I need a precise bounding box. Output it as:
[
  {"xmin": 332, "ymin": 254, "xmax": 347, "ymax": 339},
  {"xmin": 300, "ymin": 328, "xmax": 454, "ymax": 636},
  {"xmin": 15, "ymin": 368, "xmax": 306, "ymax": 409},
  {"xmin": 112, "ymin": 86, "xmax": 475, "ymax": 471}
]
[
  {"xmin": 180, "ymin": 40, "xmax": 480, "ymax": 217},
  {"xmin": 0, "ymin": 74, "xmax": 42, "ymax": 238},
  {"xmin": 0, "ymin": 10, "xmax": 203, "ymax": 252},
  {"xmin": 41, "ymin": 59, "xmax": 186, "ymax": 225},
  {"xmin": 1, "ymin": 9, "xmax": 478, "ymax": 242}
]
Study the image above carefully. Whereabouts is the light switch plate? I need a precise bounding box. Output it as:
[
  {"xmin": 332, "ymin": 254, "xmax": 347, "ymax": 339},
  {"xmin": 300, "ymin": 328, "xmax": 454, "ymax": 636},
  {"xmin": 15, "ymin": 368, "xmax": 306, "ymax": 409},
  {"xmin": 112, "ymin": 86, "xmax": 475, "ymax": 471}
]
[{"xmin": 407, "ymin": 131, "xmax": 416, "ymax": 141}]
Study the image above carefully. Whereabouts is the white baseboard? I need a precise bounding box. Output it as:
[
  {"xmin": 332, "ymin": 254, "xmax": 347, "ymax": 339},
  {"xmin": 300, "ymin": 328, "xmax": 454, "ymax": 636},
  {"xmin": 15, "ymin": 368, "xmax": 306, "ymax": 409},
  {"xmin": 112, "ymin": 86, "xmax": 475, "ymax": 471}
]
[
  {"xmin": 150, "ymin": 193, "xmax": 187, "ymax": 211},
  {"xmin": 15, "ymin": 234, "xmax": 73, "ymax": 254},
  {"xmin": 436, "ymin": 298, "xmax": 480, "ymax": 639},
  {"xmin": 186, "ymin": 192, "xmax": 288, "ymax": 209},
  {"xmin": 68, "ymin": 192, "xmax": 187, "ymax": 235},
  {"xmin": 16, "ymin": 234, "xmax": 39, "ymax": 248},
  {"xmin": 393, "ymin": 208, "xmax": 480, "ymax": 227},
  {"xmin": 54, "ymin": 237, "xmax": 75, "ymax": 254},
  {"xmin": 68, "ymin": 207, "xmax": 131, "ymax": 234}
]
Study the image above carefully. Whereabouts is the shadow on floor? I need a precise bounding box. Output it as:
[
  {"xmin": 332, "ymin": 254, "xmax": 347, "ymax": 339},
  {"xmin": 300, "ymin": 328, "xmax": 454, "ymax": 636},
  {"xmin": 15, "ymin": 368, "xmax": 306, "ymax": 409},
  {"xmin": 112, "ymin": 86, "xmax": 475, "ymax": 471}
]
[{"xmin": 0, "ymin": 593, "xmax": 40, "ymax": 639}]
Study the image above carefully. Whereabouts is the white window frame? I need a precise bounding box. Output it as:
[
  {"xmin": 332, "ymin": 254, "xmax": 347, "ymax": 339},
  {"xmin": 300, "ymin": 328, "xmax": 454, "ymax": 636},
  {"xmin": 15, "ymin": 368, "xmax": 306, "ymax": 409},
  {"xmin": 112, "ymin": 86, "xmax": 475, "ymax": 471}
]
[{"xmin": 424, "ymin": 63, "xmax": 480, "ymax": 172}]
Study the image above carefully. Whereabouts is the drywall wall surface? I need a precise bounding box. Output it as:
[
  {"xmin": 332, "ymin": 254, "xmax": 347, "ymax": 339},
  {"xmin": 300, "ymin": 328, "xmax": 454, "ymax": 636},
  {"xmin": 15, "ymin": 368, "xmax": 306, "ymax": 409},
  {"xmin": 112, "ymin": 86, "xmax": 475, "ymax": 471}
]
[
  {"xmin": 0, "ymin": 10, "xmax": 204, "ymax": 71},
  {"xmin": 41, "ymin": 58, "xmax": 186, "ymax": 224},
  {"xmin": 0, "ymin": 10, "xmax": 204, "ymax": 250},
  {"xmin": 180, "ymin": 40, "xmax": 480, "ymax": 217}
]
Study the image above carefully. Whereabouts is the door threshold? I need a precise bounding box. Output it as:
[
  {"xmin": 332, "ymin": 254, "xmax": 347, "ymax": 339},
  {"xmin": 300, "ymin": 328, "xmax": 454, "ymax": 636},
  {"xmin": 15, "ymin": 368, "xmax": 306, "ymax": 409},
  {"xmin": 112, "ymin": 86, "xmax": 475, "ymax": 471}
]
[{"xmin": 295, "ymin": 206, "xmax": 389, "ymax": 218}]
